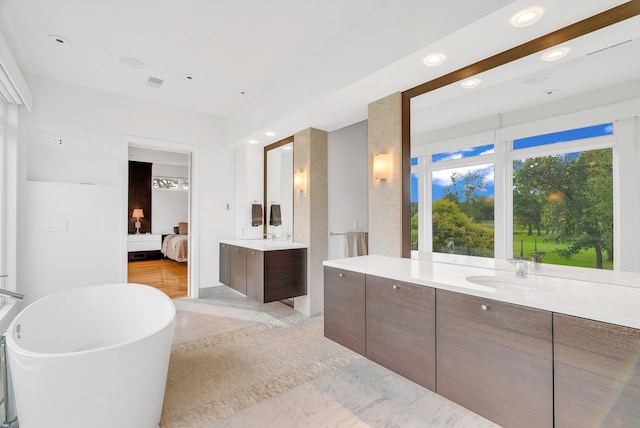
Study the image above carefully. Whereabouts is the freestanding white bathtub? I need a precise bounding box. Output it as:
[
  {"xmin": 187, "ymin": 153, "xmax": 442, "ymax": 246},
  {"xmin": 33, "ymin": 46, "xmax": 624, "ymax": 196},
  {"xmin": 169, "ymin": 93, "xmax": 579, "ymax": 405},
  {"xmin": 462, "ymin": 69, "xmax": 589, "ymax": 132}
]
[{"xmin": 6, "ymin": 283, "xmax": 175, "ymax": 428}]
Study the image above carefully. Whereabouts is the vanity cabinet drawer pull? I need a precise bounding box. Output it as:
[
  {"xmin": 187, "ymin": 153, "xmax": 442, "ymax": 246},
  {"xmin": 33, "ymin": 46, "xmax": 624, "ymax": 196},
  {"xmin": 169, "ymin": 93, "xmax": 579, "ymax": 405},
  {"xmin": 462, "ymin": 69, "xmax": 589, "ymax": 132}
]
[
  {"xmin": 392, "ymin": 284, "xmax": 400, "ymax": 290},
  {"xmin": 481, "ymin": 304, "xmax": 489, "ymax": 311},
  {"xmin": 338, "ymin": 272, "xmax": 346, "ymax": 278}
]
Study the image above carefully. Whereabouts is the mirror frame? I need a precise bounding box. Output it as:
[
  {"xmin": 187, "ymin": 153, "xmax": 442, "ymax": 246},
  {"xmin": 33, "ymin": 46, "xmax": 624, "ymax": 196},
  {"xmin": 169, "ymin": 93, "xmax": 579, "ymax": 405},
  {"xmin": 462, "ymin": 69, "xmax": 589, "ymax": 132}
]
[
  {"xmin": 263, "ymin": 135, "xmax": 295, "ymax": 238},
  {"xmin": 400, "ymin": 1, "xmax": 640, "ymax": 258}
]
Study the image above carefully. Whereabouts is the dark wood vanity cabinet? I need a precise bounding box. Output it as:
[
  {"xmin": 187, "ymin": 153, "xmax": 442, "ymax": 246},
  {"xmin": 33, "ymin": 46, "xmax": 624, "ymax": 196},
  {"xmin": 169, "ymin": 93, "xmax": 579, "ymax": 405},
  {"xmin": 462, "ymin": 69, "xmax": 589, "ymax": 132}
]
[
  {"xmin": 365, "ymin": 275, "xmax": 435, "ymax": 390},
  {"xmin": 324, "ymin": 266, "xmax": 365, "ymax": 355},
  {"xmin": 219, "ymin": 243, "xmax": 231, "ymax": 286},
  {"xmin": 220, "ymin": 243, "xmax": 306, "ymax": 303},
  {"xmin": 436, "ymin": 290, "xmax": 553, "ymax": 428},
  {"xmin": 246, "ymin": 249, "xmax": 264, "ymax": 302},
  {"xmin": 229, "ymin": 245, "xmax": 247, "ymax": 295},
  {"xmin": 323, "ymin": 265, "xmax": 640, "ymax": 428},
  {"xmin": 554, "ymin": 313, "xmax": 640, "ymax": 427},
  {"xmin": 247, "ymin": 248, "xmax": 307, "ymax": 303}
]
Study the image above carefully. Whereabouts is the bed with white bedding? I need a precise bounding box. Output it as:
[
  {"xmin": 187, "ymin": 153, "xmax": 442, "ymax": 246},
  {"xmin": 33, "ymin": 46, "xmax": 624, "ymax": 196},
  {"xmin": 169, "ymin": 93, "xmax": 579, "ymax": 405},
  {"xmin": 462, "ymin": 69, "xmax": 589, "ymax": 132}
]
[{"xmin": 161, "ymin": 234, "xmax": 188, "ymax": 262}]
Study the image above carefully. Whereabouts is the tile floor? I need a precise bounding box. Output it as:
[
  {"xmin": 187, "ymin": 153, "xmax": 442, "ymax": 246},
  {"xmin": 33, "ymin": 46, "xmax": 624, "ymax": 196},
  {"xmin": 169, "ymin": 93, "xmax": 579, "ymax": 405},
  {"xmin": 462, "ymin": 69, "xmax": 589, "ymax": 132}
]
[{"xmin": 168, "ymin": 288, "xmax": 500, "ymax": 427}]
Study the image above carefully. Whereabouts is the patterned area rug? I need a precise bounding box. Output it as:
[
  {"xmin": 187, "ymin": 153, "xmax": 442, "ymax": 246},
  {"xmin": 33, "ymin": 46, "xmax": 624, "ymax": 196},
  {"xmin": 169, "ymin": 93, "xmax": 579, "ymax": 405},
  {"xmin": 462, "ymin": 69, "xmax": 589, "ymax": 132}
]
[{"xmin": 160, "ymin": 314, "xmax": 360, "ymax": 427}]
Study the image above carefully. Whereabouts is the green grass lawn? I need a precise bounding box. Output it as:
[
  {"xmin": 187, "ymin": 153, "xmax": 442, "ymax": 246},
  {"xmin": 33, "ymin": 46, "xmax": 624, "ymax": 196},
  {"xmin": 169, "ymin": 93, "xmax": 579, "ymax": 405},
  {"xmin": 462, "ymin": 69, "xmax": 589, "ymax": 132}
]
[
  {"xmin": 419, "ymin": 218, "xmax": 612, "ymax": 270},
  {"xmin": 513, "ymin": 229, "xmax": 612, "ymax": 270},
  {"xmin": 478, "ymin": 220, "xmax": 495, "ymax": 230}
]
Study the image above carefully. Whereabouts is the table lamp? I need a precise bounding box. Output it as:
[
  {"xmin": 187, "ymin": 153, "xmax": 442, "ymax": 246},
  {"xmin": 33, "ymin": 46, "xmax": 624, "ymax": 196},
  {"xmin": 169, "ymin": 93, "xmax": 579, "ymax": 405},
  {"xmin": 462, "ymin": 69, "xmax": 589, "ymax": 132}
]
[{"xmin": 132, "ymin": 208, "xmax": 144, "ymax": 234}]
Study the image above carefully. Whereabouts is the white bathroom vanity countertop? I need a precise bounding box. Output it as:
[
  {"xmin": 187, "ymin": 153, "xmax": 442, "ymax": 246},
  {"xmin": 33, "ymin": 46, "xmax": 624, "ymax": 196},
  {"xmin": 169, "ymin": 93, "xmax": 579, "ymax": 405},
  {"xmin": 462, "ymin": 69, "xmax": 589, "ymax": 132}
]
[
  {"xmin": 220, "ymin": 239, "xmax": 307, "ymax": 252},
  {"xmin": 323, "ymin": 255, "xmax": 640, "ymax": 329}
]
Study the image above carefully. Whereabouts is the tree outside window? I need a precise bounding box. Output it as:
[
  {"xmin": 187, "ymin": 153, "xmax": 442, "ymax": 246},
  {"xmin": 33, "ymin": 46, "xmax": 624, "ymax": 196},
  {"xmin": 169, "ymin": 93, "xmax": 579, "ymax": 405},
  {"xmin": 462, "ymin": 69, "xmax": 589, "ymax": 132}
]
[
  {"xmin": 152, "ymin": 177, "xmax": 188, "ymax": 191},
  {"xmin": 413, "ymin": 122, "xmax": 614, "ymax": 270},
  {"xmin": 432, "ymin": 164, "xmax": 495, "ymax": 257},
  {"xmin": 513, "ymin": 148, "xmax": 613, "ymax": 269}
]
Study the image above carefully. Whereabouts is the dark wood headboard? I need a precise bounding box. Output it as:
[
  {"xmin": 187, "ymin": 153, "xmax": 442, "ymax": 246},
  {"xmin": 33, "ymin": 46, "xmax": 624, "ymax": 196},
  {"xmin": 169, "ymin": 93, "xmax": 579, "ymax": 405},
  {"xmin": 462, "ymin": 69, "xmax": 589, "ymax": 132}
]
[{"xmin": 128, "ymin": 161, "xmax": 152, "ymax": 234}]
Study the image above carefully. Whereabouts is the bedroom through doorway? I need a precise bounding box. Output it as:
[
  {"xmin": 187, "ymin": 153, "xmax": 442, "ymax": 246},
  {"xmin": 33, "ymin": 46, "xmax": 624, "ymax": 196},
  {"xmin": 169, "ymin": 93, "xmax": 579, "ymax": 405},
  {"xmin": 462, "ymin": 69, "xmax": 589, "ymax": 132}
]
[{"xmin": 127, "ymin": 146, "xmax": 190, "ymax": 299}]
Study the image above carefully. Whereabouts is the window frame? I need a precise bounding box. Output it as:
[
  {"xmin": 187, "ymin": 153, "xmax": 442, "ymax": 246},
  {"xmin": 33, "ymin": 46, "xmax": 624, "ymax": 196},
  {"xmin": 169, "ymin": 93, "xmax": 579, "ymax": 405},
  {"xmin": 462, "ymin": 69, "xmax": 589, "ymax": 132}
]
[
  {"xmin": 152, "ymin": 176, "xmax": 189, "ymax": 191},
  {"xmin": 412, "ymin": 120, "xmax": 623, "ymax": 271},
  {"xmin": 0, "ymin": 102, "xmax": 5, "ymax": 307}
]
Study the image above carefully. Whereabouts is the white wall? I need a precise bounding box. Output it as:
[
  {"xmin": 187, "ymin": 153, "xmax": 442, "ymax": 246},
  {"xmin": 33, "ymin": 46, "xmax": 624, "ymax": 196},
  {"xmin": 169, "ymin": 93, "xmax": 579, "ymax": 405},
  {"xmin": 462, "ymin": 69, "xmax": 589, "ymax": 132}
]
[
  {"xmin": 16, "ymin": 75, "xmax": 234, "ymax": 305},
  {"xmin": 327, "ymin": 120, "xmax": 368, "ymax": 259},
  {"xmin": 151, "ymin": 164, "xmax": 189, "ymax": 235}
]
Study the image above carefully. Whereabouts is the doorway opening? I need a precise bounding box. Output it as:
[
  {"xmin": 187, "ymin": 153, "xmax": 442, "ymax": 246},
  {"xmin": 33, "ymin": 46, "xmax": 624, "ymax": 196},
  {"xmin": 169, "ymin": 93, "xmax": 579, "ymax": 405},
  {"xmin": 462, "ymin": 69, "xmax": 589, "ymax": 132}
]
[{"xmin": 126, "ymin": 143, "xmax": 193, "ymax": 299}]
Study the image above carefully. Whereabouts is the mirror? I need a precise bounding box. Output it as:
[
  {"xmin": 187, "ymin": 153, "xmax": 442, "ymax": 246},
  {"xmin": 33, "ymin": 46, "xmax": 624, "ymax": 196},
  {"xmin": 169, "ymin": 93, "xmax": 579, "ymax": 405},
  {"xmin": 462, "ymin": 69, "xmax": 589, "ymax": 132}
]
[
  {"xmin": 406, "ymin": 7, "xmax": 640, "ymax": 268},
  {"xmin": 263, "ymin": 137, "xmax": 294, "ymax": 240}
]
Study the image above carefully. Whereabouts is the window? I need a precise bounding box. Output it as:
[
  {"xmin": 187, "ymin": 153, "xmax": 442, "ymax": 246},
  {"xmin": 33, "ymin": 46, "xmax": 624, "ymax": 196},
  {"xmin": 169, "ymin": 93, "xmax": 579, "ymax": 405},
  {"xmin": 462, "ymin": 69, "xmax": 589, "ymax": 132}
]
[
  {"xmin": 513, "ymin": 123, "xmax": 613, "ymax": 150},
  {"xmin": 512, "ymin": 124, "xmax": 613, "ymax": 270},
  {"xmin": 410, "ymin": 164, "xmax": 418, "ymax": 251},
  {"xmin": 413, "ymin": 122, "xmax": 615, "ymax": 270},
  {"xmin": 432, "ymin": 143, "xmax": 494, "ymax": 163},
  {"xmin": 431, "ymin": 162, "xmax": 495, "ymax": 258},
  {"xmin": 152, "ymin": 176, "xmax": 188, "ymax": 191}
]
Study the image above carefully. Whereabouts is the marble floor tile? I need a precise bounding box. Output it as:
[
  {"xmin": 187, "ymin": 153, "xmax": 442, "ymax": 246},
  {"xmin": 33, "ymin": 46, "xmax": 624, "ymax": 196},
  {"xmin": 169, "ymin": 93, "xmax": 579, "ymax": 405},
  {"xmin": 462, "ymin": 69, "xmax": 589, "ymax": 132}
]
[
  {"xmin": 369, "ymin": 371, "xmax": 428, "ymax": 407},
  {"xmin": 408, "ymin": 391, "xmax": 500, "ymax": 427},
  {"xmin": 165, "ymin": 290, "xmax": 501, "ymax": 427},
  {"xmin": 210, "ymin": 397, "xmax": 298, "ymax": 428}
]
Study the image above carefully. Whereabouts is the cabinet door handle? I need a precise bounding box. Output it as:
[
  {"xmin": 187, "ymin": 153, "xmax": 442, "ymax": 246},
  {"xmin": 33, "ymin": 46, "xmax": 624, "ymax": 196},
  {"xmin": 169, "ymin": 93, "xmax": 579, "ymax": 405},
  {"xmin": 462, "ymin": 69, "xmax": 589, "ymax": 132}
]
[
  {"xmin": 392, "ymin": 284, "xmax": 400, "ymax": 290},
  {"xmin": 481, "ymin": 304, "xmax": 489, "ymax": 311},
  {"xmin": 338, "ymin": 272, "xmax": 346, "ymax": 277}
]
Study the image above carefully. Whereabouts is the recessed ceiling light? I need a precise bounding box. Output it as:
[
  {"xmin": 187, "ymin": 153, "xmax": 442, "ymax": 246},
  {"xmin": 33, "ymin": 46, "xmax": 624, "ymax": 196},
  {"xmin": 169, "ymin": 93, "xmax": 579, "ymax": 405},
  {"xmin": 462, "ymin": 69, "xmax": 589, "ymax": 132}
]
[
  {"xmin": 423, "ymin": 53, "xmax": 446, "ymax": 67},
  {"xmin": 543, "ymin": 89, "xmax": 558, "ymax": 96},
  {"xmin": 48, "ymin": 34, "xmax": 68, "ymax": 45},
  {"xmin": 264, "ymin": 131, "xmax": 276, "ymax": 137},
  {"xmin": 510, "ymin": 7, "xmax": 543, "ymax": 27},
  {"xmin": 239, "ymin": 89, "xmax": 249, "ymax": 95},
  {"xmin": 247, "ymin": 139, "xmax": 259, "ymax": 145},
  {"xmin": 460, "ymin": 78, "xmax": 482, "ymax": 89},
  {"xmin": 541, "ymin": 47, "xmax": 569, "ymax": 62},
  {"xmin": 184, "ymin": 74, "xmax": 195, "ymax": 80},
  {"xmin": 117, "ymin": 55, "xmax": 147, "ymax": 69},
  {"xmin": 523, "ymin": 73, "xmax": 551, "ymax": 85}
]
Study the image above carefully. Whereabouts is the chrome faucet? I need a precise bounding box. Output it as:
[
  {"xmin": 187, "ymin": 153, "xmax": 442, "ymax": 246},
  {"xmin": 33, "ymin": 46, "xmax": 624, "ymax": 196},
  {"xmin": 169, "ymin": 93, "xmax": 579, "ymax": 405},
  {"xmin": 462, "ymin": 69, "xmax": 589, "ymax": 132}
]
[
  {"xmin": 0, "ymin": 275, "xmax": 24, "ymax": 300},
  {"xmin": 508, "ymin": 258, "xmax": 528, "ymax": 278},
  {"xmin": 265, "ymin": 233, "xmax": 276, "ymax": 241}
]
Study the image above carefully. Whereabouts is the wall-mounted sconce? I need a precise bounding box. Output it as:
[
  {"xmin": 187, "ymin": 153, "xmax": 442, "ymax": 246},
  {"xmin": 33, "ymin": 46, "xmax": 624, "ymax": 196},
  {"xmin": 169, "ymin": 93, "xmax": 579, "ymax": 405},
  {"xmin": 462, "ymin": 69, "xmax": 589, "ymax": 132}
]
[
  {"xmin": 132, "ymin": 208, "xmax": 144, "ymax": 234},
  {"xmin": 373, "ymin": 153, "xmax": 391, "ymax": 180},
  {"xmin": 294, "ymin": 170, "xmax": 307, "ymax": 192}
]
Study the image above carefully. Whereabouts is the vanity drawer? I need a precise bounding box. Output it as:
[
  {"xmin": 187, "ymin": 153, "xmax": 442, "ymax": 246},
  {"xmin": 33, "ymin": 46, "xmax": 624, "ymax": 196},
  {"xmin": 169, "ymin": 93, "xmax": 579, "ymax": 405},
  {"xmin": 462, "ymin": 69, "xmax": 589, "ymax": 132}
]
[
  {"xmin": 365, "ymin": 275, "xmax": 435, "ymax": 390},
  {"xmin": 436, "ymin": 290, "xmax": 553, "ymax": 428},
  {"xmin": 324, "ymin": 266, "xmax": 365, "ymax": 355},
  {"xmin": 554, "ymin": 313, "xmax": 640, "ymax": 427}
]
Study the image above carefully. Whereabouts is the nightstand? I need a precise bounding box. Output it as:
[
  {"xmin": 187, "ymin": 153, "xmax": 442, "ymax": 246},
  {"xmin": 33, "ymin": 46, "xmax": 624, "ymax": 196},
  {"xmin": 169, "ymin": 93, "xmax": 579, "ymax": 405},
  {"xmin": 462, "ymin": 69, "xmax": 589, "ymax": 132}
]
[{"xmin": 127, "ymin": 234, "xmax": 163, "ymax": 262}]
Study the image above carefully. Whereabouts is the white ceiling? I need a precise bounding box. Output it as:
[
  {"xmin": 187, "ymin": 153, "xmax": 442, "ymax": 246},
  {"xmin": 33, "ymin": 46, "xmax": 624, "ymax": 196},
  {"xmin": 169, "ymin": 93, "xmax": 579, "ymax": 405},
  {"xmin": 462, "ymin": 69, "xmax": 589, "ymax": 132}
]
[
  {"xmin": 411, "ymin": 14, "xmax": 640, "ymax": 140},
  {"xmin": 128, "ymin": 147, "xmax": 189, "ymax": 166},
  {"xmin": 0, "ymin": 0, "xmax": 632, "ymax": 146}
]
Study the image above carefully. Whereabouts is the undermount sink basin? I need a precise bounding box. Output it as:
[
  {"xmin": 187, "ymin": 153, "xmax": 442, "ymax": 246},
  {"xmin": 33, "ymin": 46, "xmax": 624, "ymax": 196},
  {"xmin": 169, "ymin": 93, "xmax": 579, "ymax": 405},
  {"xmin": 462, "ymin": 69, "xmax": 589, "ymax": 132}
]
[{"xmin": 466, "ymin": 275, "xmax": 554, "ymax": 292}]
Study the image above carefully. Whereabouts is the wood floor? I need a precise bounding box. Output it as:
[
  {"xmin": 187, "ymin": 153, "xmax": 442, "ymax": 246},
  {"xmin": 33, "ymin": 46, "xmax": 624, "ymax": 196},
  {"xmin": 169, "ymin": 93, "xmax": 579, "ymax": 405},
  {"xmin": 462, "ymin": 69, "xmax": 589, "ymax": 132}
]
[{"xmin": 128, "ymin": 259, "xmax": 188, "ymax": 298}]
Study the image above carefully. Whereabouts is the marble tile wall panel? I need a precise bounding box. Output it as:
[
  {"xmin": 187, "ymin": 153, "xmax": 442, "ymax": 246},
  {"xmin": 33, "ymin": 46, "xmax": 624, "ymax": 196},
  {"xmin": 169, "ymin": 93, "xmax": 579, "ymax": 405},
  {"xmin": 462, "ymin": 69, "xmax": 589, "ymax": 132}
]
[{"xmin": 368, "ymin": 92, "xmax": 403, "ymax": 257}]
